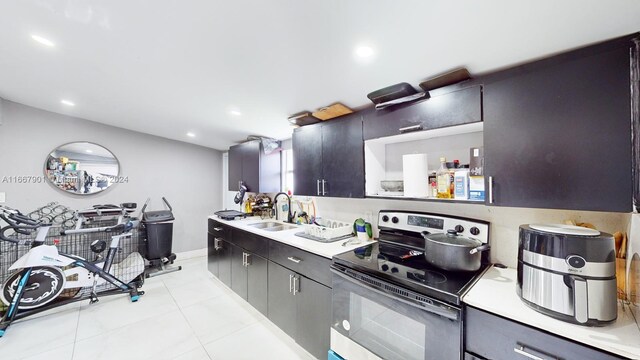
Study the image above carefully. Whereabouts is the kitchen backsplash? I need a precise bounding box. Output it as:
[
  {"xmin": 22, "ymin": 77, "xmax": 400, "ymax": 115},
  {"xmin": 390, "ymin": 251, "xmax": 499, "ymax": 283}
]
[{"xmin": 312, "ymin": 197, "xmax": 631, "ymax": 268}]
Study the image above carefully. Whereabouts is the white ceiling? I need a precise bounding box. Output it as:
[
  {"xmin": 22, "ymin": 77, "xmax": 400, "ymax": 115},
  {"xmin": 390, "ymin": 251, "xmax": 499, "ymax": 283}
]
[{"xmin": 1, "ymin": 1, "xmax": 639, "ymax": 150}]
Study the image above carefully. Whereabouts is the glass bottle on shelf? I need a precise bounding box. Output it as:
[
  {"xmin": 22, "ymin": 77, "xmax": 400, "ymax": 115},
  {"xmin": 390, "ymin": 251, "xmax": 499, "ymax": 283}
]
[{"xmin": 437, "ymin": 157, "xmax": 452, "ymax": 199}]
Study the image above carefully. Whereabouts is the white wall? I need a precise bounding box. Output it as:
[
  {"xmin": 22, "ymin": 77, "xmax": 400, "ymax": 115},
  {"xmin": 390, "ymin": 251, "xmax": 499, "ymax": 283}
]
[
  {"xmin": 313, "ymin": 196, "xmax": 630, "ymax": 268},
  {"xmin": 0, "ymin": 99, "xmax": 222, "ymax": 253}
]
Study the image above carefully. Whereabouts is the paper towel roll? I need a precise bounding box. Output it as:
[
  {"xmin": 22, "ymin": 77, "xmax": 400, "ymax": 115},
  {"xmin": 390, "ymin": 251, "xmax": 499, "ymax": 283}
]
[{"xmin": 403, "ymin": 154, "xmax": 429, "ymax": 197}]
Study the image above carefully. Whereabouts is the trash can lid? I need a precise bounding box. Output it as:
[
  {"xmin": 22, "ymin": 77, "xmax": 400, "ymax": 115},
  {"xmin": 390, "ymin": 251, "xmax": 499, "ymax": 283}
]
[{"xmin": 143, "ymin": 210, "xmax": 174, "ymax": 223}]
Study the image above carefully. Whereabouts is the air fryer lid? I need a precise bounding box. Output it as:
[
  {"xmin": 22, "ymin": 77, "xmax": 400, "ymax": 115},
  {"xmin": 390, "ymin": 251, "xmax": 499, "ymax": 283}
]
[
  {"xmin": 529, "ymin": 224, "xmax": 600, "ymax": 236},
  {"xmin": 519, "ymin": 224, "xmax": 615, "ymax": 263}
]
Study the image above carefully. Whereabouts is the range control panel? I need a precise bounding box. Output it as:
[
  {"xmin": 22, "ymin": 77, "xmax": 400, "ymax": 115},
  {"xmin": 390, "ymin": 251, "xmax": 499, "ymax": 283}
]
[{"xmin": 378, "ymin": 210, "xmax": 490, "ymax": 244}]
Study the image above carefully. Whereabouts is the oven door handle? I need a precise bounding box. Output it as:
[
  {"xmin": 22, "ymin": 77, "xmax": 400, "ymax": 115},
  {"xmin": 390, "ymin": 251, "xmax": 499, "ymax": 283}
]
[{"xmin": 331, "ymin": 267, "xmax": 459, "ymax": 321}]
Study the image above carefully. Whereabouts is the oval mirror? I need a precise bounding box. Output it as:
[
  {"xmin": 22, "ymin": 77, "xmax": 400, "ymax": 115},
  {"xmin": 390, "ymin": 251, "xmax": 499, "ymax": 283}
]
[{"xmin": 44, "ymin": 142, "xmax": 120, "ymax": 195}]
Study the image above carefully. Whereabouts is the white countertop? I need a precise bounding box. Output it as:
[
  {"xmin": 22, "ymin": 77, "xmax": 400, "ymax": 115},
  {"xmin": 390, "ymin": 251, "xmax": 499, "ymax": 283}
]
[
  {"xmin": 209, "ymin": 215, "xmax": 375, "ymax": 259},
  {"xmin": 463, "ymin": 266, "xmax": 640, "ymax": 359}
]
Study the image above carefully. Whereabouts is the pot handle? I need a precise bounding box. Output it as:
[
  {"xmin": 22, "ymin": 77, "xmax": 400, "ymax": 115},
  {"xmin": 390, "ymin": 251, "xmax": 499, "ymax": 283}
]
[{"xmin": 469, "ymin": 244, "xmax": 490, "ymax": 255}]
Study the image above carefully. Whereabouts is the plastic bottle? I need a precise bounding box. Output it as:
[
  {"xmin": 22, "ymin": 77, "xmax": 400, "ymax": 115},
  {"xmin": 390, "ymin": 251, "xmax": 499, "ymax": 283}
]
[{"xmin": 436, "ymin": 157, "xmax": 452, "ymax": 199}]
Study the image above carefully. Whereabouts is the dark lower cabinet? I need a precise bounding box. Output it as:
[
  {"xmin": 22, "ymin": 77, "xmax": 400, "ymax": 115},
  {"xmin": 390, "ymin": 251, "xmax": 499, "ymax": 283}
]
[
  {"xmin": 483, "ymin": 42, "xmax": 634, "ymax": 212},
  {"xmin": 207, "ymin": 232, "xmax": 218, "ymax": 277},
  {"xmin": 268, "ymin": 261, "xmax": 331, "ymax": 360},
  {"xmin": 267, "ymin": 261, "xmax": 298, "ymax": 337},
  {"xmin": 465, "ymin": 306, "xmax": 622, "ymax": 360},
  {"xmin": 208, "ymin": 221, "xmax": 332, "ymax": 359},
  {"xmin": 246, "ymin": 254, "xmax": 268, "ymax": 315},
  {"xmin": 296, "ymin": 275, "xmax": 332, "ymax": 360},
  {"xmin": 217, "ymin": 239, "xmax": 232, "ymax": 288},
  {"xmin": 230, "ymin": 243, "xmax": 269, "ymax": 316},
  {"xmin": 230, "ymin": 244, "xmax": 248, "ymax": 299}
]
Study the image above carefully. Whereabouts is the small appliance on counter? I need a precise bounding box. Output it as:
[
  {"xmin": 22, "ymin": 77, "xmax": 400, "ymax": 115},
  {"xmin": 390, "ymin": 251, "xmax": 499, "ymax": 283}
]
[
  {"xmin": 517, "ymin": 224, "xmax": 617, "ymax": 326},
  {"xmin": 213, "ymin": 209, "xmax": 247, "ymax": 221}
]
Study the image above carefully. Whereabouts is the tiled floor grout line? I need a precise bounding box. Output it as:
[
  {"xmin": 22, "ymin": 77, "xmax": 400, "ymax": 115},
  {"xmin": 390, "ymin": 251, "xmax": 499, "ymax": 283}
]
[
  {"xmin": 71, "ymin": 304, "xmax": 81, "ymax": 360},
  {"xmin": 163, "ymin": 277, "xmax": 215, "ymax": 360}
]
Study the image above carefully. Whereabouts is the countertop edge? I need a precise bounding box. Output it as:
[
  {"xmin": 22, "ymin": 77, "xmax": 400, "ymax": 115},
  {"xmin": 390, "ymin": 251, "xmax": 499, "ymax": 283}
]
[
  {"xmin": 208, "ymin": 215, "xmax": 375, "ymax": 259},
  {"xmin": 462, "ymin": 266, "xmax": 640, "ymax": 359}
]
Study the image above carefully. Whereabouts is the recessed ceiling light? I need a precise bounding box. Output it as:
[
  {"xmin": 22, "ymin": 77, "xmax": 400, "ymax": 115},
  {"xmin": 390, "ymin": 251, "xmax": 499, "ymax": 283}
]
[
  {"xmin": 31, "ymin": 35, "xmax": 55, "ymax": 47},
  {"xmin": 187, "ymin": 132, "xmax": 196, "ymax": 137},
  {"xmin": 60, "ymin": 99, "xmax": 75, "ymax": 106},
  {"xmin": 86, "ymin": 149, "xmax": 93, "ymax": 153},
  {"xmin": 355, "ymin": 45, "xmax": 374, "ymax": 58},
  {"xmin": 229, "ymin": 110, "xmax": 242, "ymax": 116}
]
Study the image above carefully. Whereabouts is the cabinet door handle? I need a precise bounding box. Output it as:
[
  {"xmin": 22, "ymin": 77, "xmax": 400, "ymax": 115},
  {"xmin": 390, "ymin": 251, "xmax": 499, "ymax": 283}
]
[
  {"xmin": 289, "ymin": 274, "xmax": 293, "ymax": 293},
  {"xmin": 245, "ymin": 253, "xmax": 251, "ymax": 266},
  {"xmin": 317, "ymin": 179, "xmax": 321, "ymax": 196},
  {"xmin": 292, "ymin": 275, "xmax": 299, "ymax": 296},
  {"xmin": 488, "ymin": 176, "xmax": 494, "ymax": 204},
  {"xmin": 214, "ymin": 238, "xmax": 222, "ymax": 250},
  {"xmin": 287, "ymin": 256, "xmax": 302, "ymax": 264},
  {"xmin": 322, "ymin": 179, "xmax": 327, "ymax": 196},
  {"xmin": 213, "ymin": 227, "xmax": 223, "ymax": 232},
  {"xmin": 242, "ymin": 252, "xmax": 246, "ymax": 266},
  {"xmin": 513, "ymin": 344, "xmax": 558, "ymax": 360},
  {"xmin": 398, "ymin": 124, "xmax": 423, "ymax": 133}
]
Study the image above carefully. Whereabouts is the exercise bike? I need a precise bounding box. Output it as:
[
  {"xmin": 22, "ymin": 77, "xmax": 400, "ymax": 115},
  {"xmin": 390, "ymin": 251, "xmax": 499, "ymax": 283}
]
[{"xmin": 0, "ymin": 205, "xmax": 145, "ymax": 337}]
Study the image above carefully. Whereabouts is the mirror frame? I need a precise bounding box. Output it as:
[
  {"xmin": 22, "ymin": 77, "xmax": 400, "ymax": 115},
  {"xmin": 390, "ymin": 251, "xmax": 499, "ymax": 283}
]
[{"xmin": 44, "ymin": 141, "xmax": 121, "ymax": 195}]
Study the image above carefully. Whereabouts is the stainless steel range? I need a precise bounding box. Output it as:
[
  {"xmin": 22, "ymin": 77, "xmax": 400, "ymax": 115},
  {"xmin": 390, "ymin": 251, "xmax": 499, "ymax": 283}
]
[{"xmin": 330, "ymin": 210, "xmax": 490, "ymax": 360}]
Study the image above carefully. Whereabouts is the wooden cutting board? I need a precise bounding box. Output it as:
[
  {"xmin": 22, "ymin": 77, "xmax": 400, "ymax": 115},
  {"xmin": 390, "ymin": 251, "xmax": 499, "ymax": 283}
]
[{"xmin": 312, "ymin": 103, "xmax": 353, "ymax": 120}]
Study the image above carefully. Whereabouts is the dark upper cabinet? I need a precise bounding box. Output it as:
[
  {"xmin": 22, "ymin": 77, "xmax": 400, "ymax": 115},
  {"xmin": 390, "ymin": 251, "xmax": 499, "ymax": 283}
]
[
  {"xmin": 483, "ymin": 43, "xmax": 633, "ymax": 212},
  {"xmin": 293, "ymin": 113, "xmax": 365, "ymax": 198},
  {"xmin": 292, "ymin": 123, "xmax": 323, "ymax": 197},
  {"xmin": 228, "ymin": 140, "xmax": 281, "ymax": 192},
  {"xmin": 362, "ymin": 85, "xmax": 483, "ymax": 140}
]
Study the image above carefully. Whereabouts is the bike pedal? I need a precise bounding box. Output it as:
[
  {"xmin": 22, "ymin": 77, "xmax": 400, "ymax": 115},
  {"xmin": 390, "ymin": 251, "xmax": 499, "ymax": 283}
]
[{"xmin": 89, "ymin": 293, "xmax": 99, "ymax": 304}]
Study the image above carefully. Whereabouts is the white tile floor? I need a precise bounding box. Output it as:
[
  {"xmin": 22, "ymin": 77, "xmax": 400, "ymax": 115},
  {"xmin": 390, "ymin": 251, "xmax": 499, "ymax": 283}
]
[{"xmin": 0, "ymin": 257, "xmax": 317, "ymax": 360}]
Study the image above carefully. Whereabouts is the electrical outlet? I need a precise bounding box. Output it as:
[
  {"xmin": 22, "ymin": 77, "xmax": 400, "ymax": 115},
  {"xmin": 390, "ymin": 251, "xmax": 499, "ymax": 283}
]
[{"xmin": 0, "ymin": 192, "xmax": 5, "ymax": 203}]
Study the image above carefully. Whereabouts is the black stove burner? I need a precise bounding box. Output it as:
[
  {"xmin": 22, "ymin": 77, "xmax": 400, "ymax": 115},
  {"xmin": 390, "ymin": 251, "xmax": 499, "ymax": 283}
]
[{"xmin": 413, "ymin": 270, "xmax": 447, "ymax": 284}]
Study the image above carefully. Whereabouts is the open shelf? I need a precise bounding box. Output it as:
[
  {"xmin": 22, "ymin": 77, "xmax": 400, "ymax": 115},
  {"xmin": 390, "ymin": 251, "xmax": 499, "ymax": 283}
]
[{"xmin": 364, "ymin": 122, "xmax": 484, "ymax": 200}]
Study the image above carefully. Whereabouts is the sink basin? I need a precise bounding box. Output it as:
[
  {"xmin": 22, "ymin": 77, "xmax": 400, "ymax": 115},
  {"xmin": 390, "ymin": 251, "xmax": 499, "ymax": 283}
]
[{"xmin": 248, "ymin": 222, "xmax": 297, "ymax": 232}]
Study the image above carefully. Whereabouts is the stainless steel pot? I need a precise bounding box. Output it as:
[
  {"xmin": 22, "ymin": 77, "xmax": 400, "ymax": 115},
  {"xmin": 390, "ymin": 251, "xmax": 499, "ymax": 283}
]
[{"xmin": 421, "ymin": 229, "xmax": 490, "ymax": 271}]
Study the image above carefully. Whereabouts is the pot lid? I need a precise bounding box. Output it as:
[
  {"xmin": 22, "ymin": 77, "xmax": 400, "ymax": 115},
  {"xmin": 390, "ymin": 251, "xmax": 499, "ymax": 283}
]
[
  {"xmin": 423, "ymin": 231, "xmax": 481, "ymax": 247},
  {"xmin": 529, "ymin": 223, "xmax": 600, "ymax": 236}
]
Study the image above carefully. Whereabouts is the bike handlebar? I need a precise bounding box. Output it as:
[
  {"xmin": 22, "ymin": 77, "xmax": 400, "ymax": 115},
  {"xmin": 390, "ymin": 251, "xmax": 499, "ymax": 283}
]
[{"xmin": 60, "ymin": 221, "xmax": 133, "ymax": 236}]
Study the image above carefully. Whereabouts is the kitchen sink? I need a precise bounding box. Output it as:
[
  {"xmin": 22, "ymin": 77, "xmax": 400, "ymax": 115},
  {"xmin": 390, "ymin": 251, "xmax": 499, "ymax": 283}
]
[{"xmin": 247, "ymin": 222, "xmax": 297, "ymax": 232}]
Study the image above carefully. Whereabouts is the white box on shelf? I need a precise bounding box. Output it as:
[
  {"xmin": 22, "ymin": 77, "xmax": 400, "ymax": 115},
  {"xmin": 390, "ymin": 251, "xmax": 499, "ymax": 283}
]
[{"xmin": 469, "ymin": 176, "xmax": 485, "ymax": 201}]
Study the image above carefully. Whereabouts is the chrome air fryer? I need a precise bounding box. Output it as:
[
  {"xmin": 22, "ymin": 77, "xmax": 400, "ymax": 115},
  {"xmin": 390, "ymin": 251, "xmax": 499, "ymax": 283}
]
[{"xmin": 517, "ymin": 224, "xmax": 617, "ymax": 326}]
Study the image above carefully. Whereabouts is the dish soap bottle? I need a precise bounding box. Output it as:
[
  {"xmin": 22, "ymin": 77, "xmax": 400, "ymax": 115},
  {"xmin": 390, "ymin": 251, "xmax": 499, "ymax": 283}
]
[{"xmin": 437, "ymin": 157, "xmax": 452, "ymax": 199}]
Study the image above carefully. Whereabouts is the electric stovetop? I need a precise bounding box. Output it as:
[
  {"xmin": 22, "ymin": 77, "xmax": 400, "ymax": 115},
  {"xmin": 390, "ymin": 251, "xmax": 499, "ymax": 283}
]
[
  {"xmin": 332, "ymin": 210, "xmax": 491, "ymax": 306},
  {"xmin": 333, "ymin": 242, "xmax": 488, "ymax": 306}
]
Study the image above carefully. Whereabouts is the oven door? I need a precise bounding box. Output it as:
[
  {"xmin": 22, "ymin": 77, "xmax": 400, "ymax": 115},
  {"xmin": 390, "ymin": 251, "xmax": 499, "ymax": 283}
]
[{"xmin": 331, "ymin": 265, "xmax": 462, "ymax": 360}]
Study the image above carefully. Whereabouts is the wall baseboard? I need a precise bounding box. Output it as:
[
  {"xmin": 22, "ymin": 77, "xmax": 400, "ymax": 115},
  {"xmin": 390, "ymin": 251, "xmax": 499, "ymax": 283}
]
[{"xmin": 176, "ymin": 248, "xmax": 207, "ymax": 260}]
